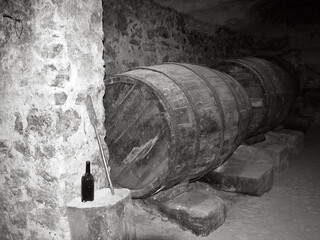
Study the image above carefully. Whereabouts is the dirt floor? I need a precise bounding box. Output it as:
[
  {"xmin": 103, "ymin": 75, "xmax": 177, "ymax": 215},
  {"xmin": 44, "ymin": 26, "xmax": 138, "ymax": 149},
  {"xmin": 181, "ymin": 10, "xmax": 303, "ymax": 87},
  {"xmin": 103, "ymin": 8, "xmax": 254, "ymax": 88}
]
[{"xmin": 133, "ymin": 126, "xmax": 320, "ymax": 240}]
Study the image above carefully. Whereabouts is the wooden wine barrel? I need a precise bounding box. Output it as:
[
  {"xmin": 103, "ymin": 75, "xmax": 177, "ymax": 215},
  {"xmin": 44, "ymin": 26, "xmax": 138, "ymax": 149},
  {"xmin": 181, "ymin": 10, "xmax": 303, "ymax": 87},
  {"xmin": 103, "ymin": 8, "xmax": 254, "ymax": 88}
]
[
  {"xmin": 256, "ymin": 55, "xmax": 300, "ymax": 96},
  {"xmin": 104, "ymin": 63, "xmax": 252, "ymax": 198},
  {"xmin": 215, "ymin": 57, "xmax": 297, "ymax": 137}
]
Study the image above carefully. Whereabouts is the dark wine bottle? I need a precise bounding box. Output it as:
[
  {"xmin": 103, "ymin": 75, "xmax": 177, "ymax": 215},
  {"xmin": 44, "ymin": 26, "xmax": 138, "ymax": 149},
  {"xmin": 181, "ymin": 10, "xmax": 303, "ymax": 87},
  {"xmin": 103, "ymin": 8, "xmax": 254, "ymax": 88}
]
[{"xmin": 81, "ymin": 161, "xmax": 94, "ymax": 202}]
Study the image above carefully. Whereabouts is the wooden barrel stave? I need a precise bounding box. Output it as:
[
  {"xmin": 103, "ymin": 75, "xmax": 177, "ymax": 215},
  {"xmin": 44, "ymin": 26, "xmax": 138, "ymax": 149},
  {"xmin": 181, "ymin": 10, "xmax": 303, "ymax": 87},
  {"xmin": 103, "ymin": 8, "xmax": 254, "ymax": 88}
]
[
  {"xmin": 215, "ymin": 61, "xmax": 267, "ymax": 136},
  {"xmin": 232, "ymin": 59, "xmax": 276, "ymax": 135},
  {"xmin": 139, "ymin": 64, "xmax": 224, "ymax": 182},
  {"xmin": 244, "ymin": 58, "xmax": 287, "ymax": 130},
  {"xmin": 241, "ymin": 58, "xmax": 281, "ymax": 132},
  {"xmin": 214, "ymin": 70, "xmax": 253, "ymax": 147},
  {"xmin": 183, "ymin": 65, "xmax": 245, "ymax": 169},
  {"xmin": 255, "ymin": 55, "xmax": 300, "ymax": 94}
]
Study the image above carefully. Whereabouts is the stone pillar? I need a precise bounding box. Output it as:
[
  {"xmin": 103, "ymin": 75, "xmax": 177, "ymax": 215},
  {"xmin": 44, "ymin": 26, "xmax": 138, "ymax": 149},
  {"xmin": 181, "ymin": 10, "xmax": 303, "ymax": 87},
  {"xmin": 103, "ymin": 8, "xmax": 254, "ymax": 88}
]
[
  {"xmin": 0, "ymin": 0, "xmax": 105, "ymax": 239},
  {"xmin": 67, "ymin": 188, "xmax": 136, "ymax": 240}
]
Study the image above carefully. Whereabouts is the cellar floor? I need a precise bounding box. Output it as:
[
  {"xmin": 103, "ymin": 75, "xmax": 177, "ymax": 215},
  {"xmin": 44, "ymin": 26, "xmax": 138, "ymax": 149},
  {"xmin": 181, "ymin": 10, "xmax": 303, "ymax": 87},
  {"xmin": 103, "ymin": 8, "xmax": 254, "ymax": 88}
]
[{"xmin": 133, "ymin": 126, "xmax": 320, "ymax": 240}]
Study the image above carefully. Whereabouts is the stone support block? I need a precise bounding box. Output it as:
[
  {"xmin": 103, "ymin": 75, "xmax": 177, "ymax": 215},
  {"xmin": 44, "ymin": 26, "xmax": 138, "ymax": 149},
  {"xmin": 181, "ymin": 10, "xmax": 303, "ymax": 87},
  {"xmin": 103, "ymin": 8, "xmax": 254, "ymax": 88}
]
[
  {"xmin": 232, "ymin": 142, "xmax": 290, "ymax": 171},
  {"xmin": 66, "ymin": 188, "xmax": 136, "ymax": 240},
  {"xmin": 146, "ymin": 182, "xmax": 226, "ymax": 236},
  {"xmin": 265, "ymin": 129, "xmax": 304, "ymax": 153},
  {"xmin": 201, "ymin": 158, "xmax": 274, "ymax": 196},
  {"xmin": 283, "ymin": 116, "xmax": 311, "ymax": 134}
]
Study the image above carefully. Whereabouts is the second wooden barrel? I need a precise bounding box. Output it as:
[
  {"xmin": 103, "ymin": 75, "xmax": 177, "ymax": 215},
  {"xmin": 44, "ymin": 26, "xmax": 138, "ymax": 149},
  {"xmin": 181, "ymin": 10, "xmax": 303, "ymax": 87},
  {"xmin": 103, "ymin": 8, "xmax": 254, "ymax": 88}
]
[
  {"xmin": 104, "ymin": 63, "xmax": 252, "ymax": 198},
  {"xmin": 256, "ymin": 55, "xmax": 300, "ymax": 94},
  {"xmin": 215, "ymin": 57, "xmax": 297, "ymax": 137}
]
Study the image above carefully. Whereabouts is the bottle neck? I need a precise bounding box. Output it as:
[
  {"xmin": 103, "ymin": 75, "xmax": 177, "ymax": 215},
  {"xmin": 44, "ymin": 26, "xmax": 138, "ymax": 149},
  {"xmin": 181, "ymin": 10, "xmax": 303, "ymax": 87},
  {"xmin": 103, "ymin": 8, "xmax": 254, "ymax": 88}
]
[{"xmin": 85, "ymin": 161, "xmax": 91, "ymax": 174}]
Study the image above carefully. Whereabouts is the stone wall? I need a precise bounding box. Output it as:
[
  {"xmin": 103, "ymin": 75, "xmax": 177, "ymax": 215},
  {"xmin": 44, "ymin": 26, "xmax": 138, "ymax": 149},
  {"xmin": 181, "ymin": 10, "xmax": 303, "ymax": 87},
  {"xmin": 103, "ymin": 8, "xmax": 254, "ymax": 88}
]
[
  {"xmin": 0, "ymin": 0, "xmax": 105, "ymax": 239},
  {"xmin": 102, "ymin": 0, "xmax": 283, "ymax": 80},
  {"xmin": 286, "ymin": 28, "xmax": 320, "ymax": 112}
]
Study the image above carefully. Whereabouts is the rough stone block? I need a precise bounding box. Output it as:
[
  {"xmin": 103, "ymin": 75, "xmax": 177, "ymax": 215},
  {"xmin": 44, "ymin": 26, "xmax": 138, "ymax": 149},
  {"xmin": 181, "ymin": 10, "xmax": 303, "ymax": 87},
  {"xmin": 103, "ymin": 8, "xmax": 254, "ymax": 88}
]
[
  {"xmin": 283, "ymin": 116, "xmax": 311, "ymax": 134},
  {"xmin": 54, "ymin": 92, "xmax": 68, "ymax": 105},
  {"xmin": 265, "ymin": 129, "xmax": 304, "ymax": 153},
  {"xmin": 201, "ymin": 158, "xmax": 274, "ymax": 196},
  {"xmin": 146, "ymin": 182, "xmax": 226, "ymax": 236},
  {"xmin": 66, "ymin": 188, "xmax": 136, "ymax": 240},
  {"xmin": 232, "ymin": 142, "xmax": 290, "ymax": 171}
]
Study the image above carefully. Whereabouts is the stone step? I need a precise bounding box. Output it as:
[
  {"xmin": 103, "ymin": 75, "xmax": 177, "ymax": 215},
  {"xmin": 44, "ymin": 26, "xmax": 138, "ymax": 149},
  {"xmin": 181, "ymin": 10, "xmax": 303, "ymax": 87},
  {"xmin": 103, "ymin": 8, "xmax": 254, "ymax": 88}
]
[
  {"xmin": 265, "ymin": 129, "xmax": 304, "ymax": 153},
  {"xmin": 232, "ymin": 141, "xmax": 290, "ymax": 171},
  {"xmin": 201, "ymin": 157, "xmax": 274, "ymax": 197},
  {"xmin": 145, "ymin": 182, "xmax": 226, "ymax": 236}
]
